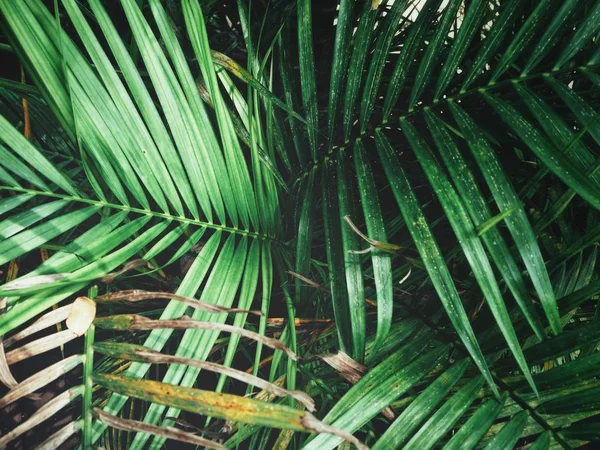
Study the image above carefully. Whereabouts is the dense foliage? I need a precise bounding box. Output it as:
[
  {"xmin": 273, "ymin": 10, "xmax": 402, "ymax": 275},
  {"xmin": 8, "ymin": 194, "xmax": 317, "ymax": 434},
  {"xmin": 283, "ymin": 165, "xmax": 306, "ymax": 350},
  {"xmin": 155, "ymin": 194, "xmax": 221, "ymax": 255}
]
[{"xmin": 0, "ymin": 0, "xmax": 600, "ymax": 448}]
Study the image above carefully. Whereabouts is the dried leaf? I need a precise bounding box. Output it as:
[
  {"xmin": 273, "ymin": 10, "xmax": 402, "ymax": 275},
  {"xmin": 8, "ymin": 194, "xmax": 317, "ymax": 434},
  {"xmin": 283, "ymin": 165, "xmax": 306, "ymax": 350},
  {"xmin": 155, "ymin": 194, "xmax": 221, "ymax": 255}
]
[
  {"xmin": 22, "ymin": 97, "xmax": 31, "ymax": 139},
  {"xmin": 267, "ymin": 317, "xmax": 333, "ymax": 328},
  {"xmin": 100, "ymin": 259, "xmax": 152, "ymax": 283},
  {"xmin": 0, "ymin": 386, "xmax": 83, "ymax": 448},
  {"xmin": 0, "ymin": 354, "xmax": 83, "ymax": 408},
  {"xmin": 163, "ymin": 416, "xmax": 231, "ymax": 439},
  {"xmin": 5, "ymin": 329, "xmax": 77, "ymax": 365},
  {"xmin": 320, "ymin": 351, "xmax": 367, "ymax": 384},
  {"xmin": 7, "ymin": 260, "xmax": 19, "ymax": 282},
  {"xmin": 287, "ymin": 271, "xmax": 329, "ymax": 292},
  {"xmin": 39, "ymin": 248, "xmax": 49, "ymax": 262},
  {"xmin": 0, "ymin": 338, "xmax": 17, "ymax": 388},
  {"xmin": 343, "ymin": 216, "xmax": 403, "ymax": 251},
  {"xmin": 94, "ymin": 408, "xmax": 226, "ymax": 449},
  {"xmin": 302, "ymin": 414, "xmax": 369, "ymax": 450},
  {"xmin": 94, "ymin": 314, "xmax": 297, "ymax": 360},
  {"xmin": 319, "ymin": 351, "xmax": 395, "ymax": 420},
  {"xmin": 0, "ymin": 297, "xmax": 18, "ymax": 388},
  {"xmin": 35, "ymin": 420, "xmax": 83, "ymax": 450},
  {"xmin": 66, "ymin": 296, "xmax": 96, "ymax": 336},
  {"xmin": 96, "ymin": 290, "xmax": 262, "ymax": 316},
  {"xmin": 2, "ymin": 305, "xmax": 72, "ymax": 349},
  {"xmin": 2, "ymin": 273, "xmax": 69, "ymax": 291}
]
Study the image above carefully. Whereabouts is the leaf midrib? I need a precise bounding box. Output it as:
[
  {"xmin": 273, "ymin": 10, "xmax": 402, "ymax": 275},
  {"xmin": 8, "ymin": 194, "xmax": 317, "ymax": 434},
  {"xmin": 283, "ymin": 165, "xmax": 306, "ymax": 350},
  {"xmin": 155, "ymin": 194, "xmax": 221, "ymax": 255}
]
[{"xmin": 0, "ymin": 186, "xmax": 276, "ymax": 241}]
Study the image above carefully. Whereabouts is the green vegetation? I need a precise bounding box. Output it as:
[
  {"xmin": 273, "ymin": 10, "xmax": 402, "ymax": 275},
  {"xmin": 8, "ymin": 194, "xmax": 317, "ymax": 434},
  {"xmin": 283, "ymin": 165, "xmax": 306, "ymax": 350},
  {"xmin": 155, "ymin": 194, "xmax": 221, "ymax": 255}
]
[{"xmin": 0, "ymin": 0, "xmax": 599, "ymax": 448}]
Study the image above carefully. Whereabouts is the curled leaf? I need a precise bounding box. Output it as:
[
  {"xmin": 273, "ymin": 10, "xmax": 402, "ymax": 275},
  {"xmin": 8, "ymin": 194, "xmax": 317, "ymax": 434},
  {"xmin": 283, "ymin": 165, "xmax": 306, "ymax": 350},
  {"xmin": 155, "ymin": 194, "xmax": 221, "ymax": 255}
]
[
  {"xmin": 211, "ymin": 50, "xmax": 306, "ymax": 124},
  {"xmin": 287, "ymin": 271, "xmax": 330, "ymax": 292},
  {"xmin": 100, "ymin": 259, "xmax": 153, "ymax": 283},
  {"xmin": 344, "ymin": 216, "xmax": 402, "ymax": 252},
  {"xmin": 66, "ymin": 296, "xmax": 96, "ymax": 336}
]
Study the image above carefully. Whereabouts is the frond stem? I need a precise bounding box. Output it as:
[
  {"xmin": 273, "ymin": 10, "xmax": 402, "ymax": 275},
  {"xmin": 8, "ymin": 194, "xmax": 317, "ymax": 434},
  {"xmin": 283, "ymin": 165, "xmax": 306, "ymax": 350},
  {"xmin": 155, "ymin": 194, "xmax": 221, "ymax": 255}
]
[{"xmin": 293, "ymin": 62, "xmax": 600, "ymax": 184}]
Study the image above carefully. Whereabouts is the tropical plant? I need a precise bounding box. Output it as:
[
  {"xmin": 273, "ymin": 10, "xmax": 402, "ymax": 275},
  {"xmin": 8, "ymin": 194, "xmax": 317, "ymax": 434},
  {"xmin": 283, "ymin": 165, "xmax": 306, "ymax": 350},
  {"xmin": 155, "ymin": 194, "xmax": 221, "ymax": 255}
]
[{"xmin": 0, "ymin": 0, "xmax": 599, "ymax": 448}]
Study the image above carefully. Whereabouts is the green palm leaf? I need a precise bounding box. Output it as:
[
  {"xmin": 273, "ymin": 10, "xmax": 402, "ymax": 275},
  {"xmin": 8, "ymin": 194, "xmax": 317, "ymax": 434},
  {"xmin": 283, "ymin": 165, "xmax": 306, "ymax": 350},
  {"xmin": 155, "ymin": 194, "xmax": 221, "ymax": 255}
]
[{"xmin": 1, "ymin": 0, "xmax": 600, "ymax": 448}]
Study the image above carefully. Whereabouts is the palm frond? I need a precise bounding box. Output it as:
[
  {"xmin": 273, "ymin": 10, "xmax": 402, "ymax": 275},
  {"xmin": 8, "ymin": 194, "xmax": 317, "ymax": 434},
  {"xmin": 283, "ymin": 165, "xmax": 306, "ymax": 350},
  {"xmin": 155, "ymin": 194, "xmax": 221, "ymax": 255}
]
[{"xmin": 1, "ymin": 0, "xmax": 599, "ymax": 448}]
